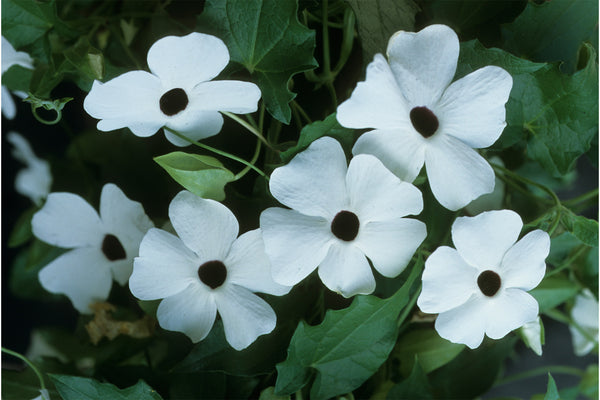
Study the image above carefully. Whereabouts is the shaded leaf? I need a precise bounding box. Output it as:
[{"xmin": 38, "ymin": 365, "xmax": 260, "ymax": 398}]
[
  {"xmin": 198, "ymin": 0, "xmax": 317, "ymax": 124},
  {"xmin": 7, "ymin": 207, "xmax": 36, "ymax": 248},
  {"xmin": 386, "ymin": 357, "xmax": 433, "ymax": 400},
  {"xmin": 154, "ymin": 152, "xmax": 235, "ymax": 201},
  {"xmin": 345, "ymin": 0, "xmax": 419, "ymax": 61},
  {"xmin": 502, "ymin": 0, "xmax": 598, "ymax": 73},
  {"xmin": 275, "ymin": 264, "xmax": 422, "ymax": 400},
  {"xmin": 530, "ymin": 275, "xmax": 579, "ymax": 312},
  {"xmin": 50, "ymin": 375, "xmax": 163, "ymax": 400}
]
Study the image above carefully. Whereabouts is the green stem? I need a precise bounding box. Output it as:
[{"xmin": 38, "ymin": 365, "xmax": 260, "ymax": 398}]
[
  {"xmin": 321, "ymin": 0, "xmax": 338, "ymax": 107},
  {"xmin": 108, "ymin": 24, "xmax": 141, "ymax": 69},
  {"xmin": 398, "ymin": 283, "xmax": 422, "ymax": 328},
  {"xmin": 2, "ymin": 347, "xmax": 46, "ymax": 390},
  {"xmin": 563, "ymin": 188, "xmax": 599, "ymax": 208},
  {"xmin": 491, "ymin": 163, "xmax": 561, "ymax": 207},
  {"xmin": 544, "ymin": 308, "xmax": 598, "ymax": 344},
  {"xmin": 222, "ymin": 111, "xmax": 272, "ymax": 149},
  {"xmin": 496, "ymin": 365, "xmax": 584, "ymax": 386},
  {"xmin": 164, "ymin": 127, "xmax": 269, "ymax": 180},
  {"xmin": 292, "ymin": 101, "xmax": 312, "ymax": 124},
  {"xmin": 234, "ymin": 139, "xmax": 262, "ymax": 181},
  {"xmin": 331, "ymin": 8, "xmax": 355, "ymax": 77},
  {"xmin": 545, "ymin": 245, "xmax": 589, "ymax": 278},
  {"xmin": 30, "ymin": 105, "xmax": 62, "ymax": 125}
]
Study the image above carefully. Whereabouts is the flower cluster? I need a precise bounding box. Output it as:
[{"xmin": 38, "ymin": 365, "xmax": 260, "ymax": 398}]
[{"xmin": 22, "ymin": 24, "xmax": 556, "ymax": 355}]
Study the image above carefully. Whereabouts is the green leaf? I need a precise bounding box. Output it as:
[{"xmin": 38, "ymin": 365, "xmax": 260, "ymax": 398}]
[
  {"xmin": 345, "ymin": 0, "xmax": 419, "ymax": 61},
  {"xmin": 570, "ymin": 215, "xmax": 599, "ymax": 248},
  {"xmin": 275, "ymin": 264, "xmax": 421, "ymax": 400},
  {"xmin": 2, "ymin": 368, "xmax": 59, "ymax": 400},
  {"xmin": 50, "ymin": 375, "xmax": 163, "ymax": 400},
  {"xmin": 393, "ymin": 328, "xmax": 464, "ymax": 376},
  {"xmin": 502, "ymin": 0, "xmax": 598, "ymax": 73},
  {"xmin": 579, "ymin": 364, "xmax": 599, "ymax": 399},
  {"xmin": 63, "ymin": 37, "xmax": 105, "ymax": 83},
  {"xmin": 458, "ymin": 40, "xmax": 599, "ymax": 177},
  {"xmin": 1, "ymin": 0, "xmax": 56, "ymax": 47},
  {"xmin": 279, "ymin": 113, "xmax": 354, "ymax": 162},
  {"xmin": 259, "ymin": 387, "xmax": 290, "ymax": 400},
  {"xmin": 544, "ymin": 373, "xmax": 560, "ymax": 400},
  {"xmin": 154, "ymin": 152, "xmax": 235, "ymax": 201},
  {"xmin": 7, "ymin": 207, "xmax": 36, "ymax": 248},
  {"xmin": 198, "ymin": 0, "xmax": 317, "ymax": 123},
  {"xmin": 530, "ymin": 275, "xmax": 580, "ymax": 312},
  {"xmin": 386, "ymin": 358, "xmax": 433, "ymax": 400}
]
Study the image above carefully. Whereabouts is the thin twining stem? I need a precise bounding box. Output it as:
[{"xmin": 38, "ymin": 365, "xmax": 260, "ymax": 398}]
[
  {"xmin": 164, "ymin": 127, "xmax": 269, "ymax": 180},
  {"xmin": 222, "ymin": 111, "xmax": 274, "ymax": 149},
  {"xmin": 2, "ymin": 347, "xmax": 47, "ymax": 391},
  {"xmin": 234, "ymin": 138, "xmax": 263, "ymax": 181}
]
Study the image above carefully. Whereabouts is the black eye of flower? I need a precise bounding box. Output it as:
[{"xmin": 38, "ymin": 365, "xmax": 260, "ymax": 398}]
[
  {"xmin": 102, "ymin": 234, "xmax": 127, "ymax": 261},
  {"xmin": 331, "ymin": 211, "xmax": 360, "ymax": 241},
  {"xmin": 198, "ymin": 260, "xmax": 227, "ymax": 289},
  {"xmin": 477, "ymin": 270, "xmax": 501, "ymax": 297},
  {"xmin": 410, "ymin": 106, "xmax": 439, "ymax": 138},
  {"xmin": 160, "ymin": 88, "xmax": 188, "ymax": 116}
]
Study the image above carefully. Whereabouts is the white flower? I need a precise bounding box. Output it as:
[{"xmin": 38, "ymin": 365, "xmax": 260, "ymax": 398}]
[
  {"xmin": 260, "ymin": 136, "xmax": 427, "ymax": 297},
  {"xmin": 570, "ymin": 289, "xmax": 599, "ymax": 356},
  {"xmin": 465, "ymin": 156, "xmax": 505, "ymax": 216},
  {"xmin": 417, "ymin": 210, "xmax": 550, "ymax": 349},
  {"xmin": 337, "ymin": 24, "xmax": 512, "ymax": 211},
  {"xmin": 7, "ymin": 132, "xmax": 52, "ymax": 205},
  {"xmin": 32, "ymin": 389, "xmax": 50, "ymax": 400},
  {"xmin": 31, "ymin": 183, "xmax": 153, "ymax": 313},
  {"xmin": 129, "ymin": 191, "xmax": 289, "ymax": 350},
  {"xmin": 520, "ymin": 317, "xmax": 544, "ymax": 356},
  {"xmin": 83, "ymin": 32, "xmax": 261, "ymax": 147},
  {"xmin": 2, "ymin": 36, "xmax": 34, "ymax": 120}
]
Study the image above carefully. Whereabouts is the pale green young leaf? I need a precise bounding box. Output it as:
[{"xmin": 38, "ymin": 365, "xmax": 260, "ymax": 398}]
[
  {"xmin": 50, "ymin": 375, "xmax": 163, "ymax": 400},
  {"xmin": 154, "ymin": 152, "xmax": 235, "ymax": 201},
  {"xmin": 544, "ymin": 373, "xmax": 560, "ymax": 400},
  {"xmin": 197, "ymin": 0, "xmax": 317, "ymax": 124},
  {"xmin": 275, "ymin": 264, "xmax": 421, "ymax": 400}
]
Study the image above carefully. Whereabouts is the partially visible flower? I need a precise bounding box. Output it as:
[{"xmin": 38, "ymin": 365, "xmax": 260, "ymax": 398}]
[
  {"xmin": 31, "ymin": 184, "xmax": 153, "ymax": 313},
  {"xmin": 32, "ymin": 389, "xmax": 50, "ymax": 400},
  {"xmin": 6, "ymin": 132, "xmax": 52, "ymax": 205},
  {"xmin": 260, "ymin": 136, "xmax": 426, "ymax": 297},
  {"xmin": 465, "ymin": 156, "xmax": 505, "ymax": 216},
  {"xmin": 83, "ymin": 32, "xmax": 261, "ymax": 147},
  {"xmin": 418, "ymin": 210, "xmax": 550, "ymax": 349},
  {"xmin": 129, "ymin": 191, "xmax": 289, "ymax": 350},
  {"xmin": 337, "ymin": 24, "xmax": 512, "ymax": 211},
  {"xmin": 570, "ymin": 289, "xmax": 599, "ymax": 356},
  {"xmin": 2, "ymin": 36, "xmax": 34, "ymax": 120}
]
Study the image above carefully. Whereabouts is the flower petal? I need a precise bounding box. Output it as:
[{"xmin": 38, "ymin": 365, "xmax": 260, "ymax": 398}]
[
  {"xmin": 147, "ymin": 33, "xmax": 229, "ymax": 88},
  {"xmin": 346, "ymin": 154, "xmax": 423, "ymax": 222},
  {"xmin": 129, "ymin": 228, "xmax": 200, "ymax": 300},
  {"xmin": 225, "ymin": 229, "xmax": 291, "ymax": 296},
  {"xmin": 386, "ymin": 25, "xmax": 459, "ymax": 106},
  {"xmin": 352, "ymin": 129, "xmax": 426, "ymax": 183},
  {"xmin": 38, "ymin": 247, "xmax": 113, "ymax": 313},
  {"xmin": 438, "ymin": 66, "xmax": 512, "ymax": 148},
  {"xmin": 2, "ymin": 86, "xmax": 16, "ymax": 119},
  {"xmin": 260, "ymin": 207, "xmax": 333, "ymax": 286},
  {"xmin": 2, "ymin": 36, "xmax": 33, "ymax": 72},
  {"xmin": 83, "ymin": 72, "xmax": 166, "ymax": 137},
  {"xmin": 163, "ymin": 109, "xmax": 224, "ymax": 146},
  {"xmin": 418, "ymin": 246, "xmax": 479, "ymax": 314},
  {"xmin": 485, "ymin": 288, "xmax": 539, "ymax": 340},
  {"xmin": 317, "ymin": 242, "xmax": 375, "ymax": 297},
  {"xmin": 500, "ymin": 230, "xmax": 549, "ymax": 291},
  {"xmin": 424, "ymin": 134, "xmax": 495, "ymax": 211},
  {"xmin": 337, "ymin": 54, "xmax": 410, "ymax": 129},
  {"xmin": 452, "ymin": 210, "xmax": 523, "ymax": 269},
  {"xmin": 355, "ymin": 218, "xmax": 426, "ymax": 278},
  {"xmin": 190, "ymin": 80, "xmax": 261, "ymax": 113},
  {"xmin": 100, "ymin": 183, "xmax": 153, "ymax": 258},
  {"xmin": 169, "ymin": 191, "xmax": 238, "ymax": 259},
  {"xmin": 32, "ymin": 192, "xmax": 103, "ymax": 248},
  {"xmin": 270, "ymin": 136, "xmax": 348, "ymax": 218},
  {"xmin": 435, "ymin": 294, "xmax": 487, "ymax": 349},
  {"xmin": 156, "ymin": 283, "xmax": 217, "ymax": 343},
  {"xmin": 214, "ymin": 284, "xmax": 277, "ymax": 350}
]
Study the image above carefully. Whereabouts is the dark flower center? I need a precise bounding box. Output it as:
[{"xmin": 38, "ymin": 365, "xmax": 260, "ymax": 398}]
[
  {"xmin": 198, "ymin": 260, "xmax": 227, "ymax": 289},
  {"xmin": 160, "ymin": 88, "xmax": 188, "ymax": 116},
  {"xmin": 102, "ymin": 234, "xmax": 126, "ymax": 261},
  {"xmin": 331, "ymin": 211, "xmax": 360, "ymax": 241},
  {"xmin": 477, "ymin": 270, "xmax": 501, "ymax": 297},
  {"xmin": 410, "ymin": 106, "xmax": 439, "ymax": 138}
]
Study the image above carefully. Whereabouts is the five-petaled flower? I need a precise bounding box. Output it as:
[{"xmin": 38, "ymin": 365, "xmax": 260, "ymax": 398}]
[
  {"xmin": 32, "ymin": 183, "xmax": 153, "ymax": 313},
  {"xmin": 7, "ymin": 132, "xmax": 52, "ymax": 206},
  {"xmin": 83, "ymin": 32, "xmax": 261, "ymax": 146},
  {"xmin": 337, "ymin": 24, "xmax": 513, "ymax": 211},
  {"xmin": 129, "ymin": 191, "xmax": 290, "ymax": 350},
  {"xmin": 2, "ymin": 36, "xmax": 34, "ymax": 120},
  {"xmin": 569, "ymin": 289, "xmax": 599, "ymax": 356},
  {"xmin": 260, "ymin": 136, "xmax": 427, "ymax": 297},
  {"xmin": 417, "ymin": 210, "xmax": 550, "ymax": 349}
]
